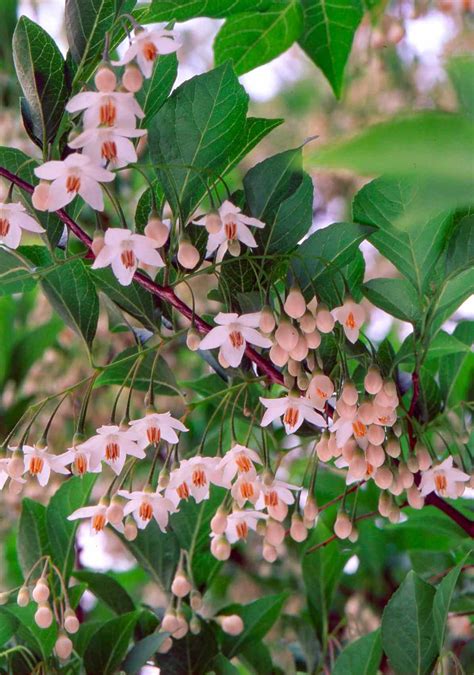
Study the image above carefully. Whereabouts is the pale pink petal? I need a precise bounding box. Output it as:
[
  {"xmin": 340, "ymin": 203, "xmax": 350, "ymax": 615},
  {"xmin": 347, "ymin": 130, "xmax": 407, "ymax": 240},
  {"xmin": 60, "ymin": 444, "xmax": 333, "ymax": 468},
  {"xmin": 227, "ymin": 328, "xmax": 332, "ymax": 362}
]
[{"xmin": 199, "ymin": 325, "xmax": 229, "ymax": 350}]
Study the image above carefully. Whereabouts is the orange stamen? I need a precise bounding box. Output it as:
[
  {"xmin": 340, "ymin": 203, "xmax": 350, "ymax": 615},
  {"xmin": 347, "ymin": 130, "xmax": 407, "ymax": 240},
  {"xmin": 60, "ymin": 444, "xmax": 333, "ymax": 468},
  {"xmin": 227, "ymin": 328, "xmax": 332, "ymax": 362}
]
[
  {"xmin": 99, "ymin": 100, "xmax": 116, "ymax": 126},
  {"xmin": 74, "ymin": 453, "xmax": 88, "ymax": 475},
  {"xmin": 345, "ymin": 312, "xmax": 356, "ymax": 329},
  {"xmin": 0, "ymin": 218, "xmax": 10, "ymax": 237},
  {"xmin": 146, "ymin": 426, "xmax": 161, "ymax": 446},
  {"xmin": 177, "ymin": 482, "xmax": 190, "ymax": 500},
  {"xmin": 434, "ymin": 473, "xmax": 447, "ymax": 494},
  {"xmin": 139, "ymin": 501, "xmax": 153, "ymax": 521},
  {"xmin": 105, "ymin": 442, "xmax": 120, "ymax": 461},
  {"xmin": 101, "ymin": 141, "xmax": 117, "ymax": 161},
  {"xmin": 192, "ymin": 469, "xmax": 206, "ymax": 487},
  {"xmin": 240, "ymin": 481, "xmax": 254, "ymax": 499},
  {"xmin": 264, "ymin": 491, "xmax": 278, "ymax": 507},
  {"xmin": 66, "ymin": 175, "xmax": 81, "ymax": 193},
  {"xmin": 143, "ymin": 42, "xmax": 158, "ymax": 61},
  {"xmin": 229, "ymin": 331, "xmax": 244, "ymax": 348},
  {"xmin": 92, "ymin": 514, "xmax": 106, "ymax": 531},
  {"xmin": 236, "ymin": 522, "xmax": 248, "ymax": 540},
  {"xmin": 235, "ymin": 453, "xmax": 252, "ymax": 473},
  {"xmin": 283, "ymin": 406, "xmax": 299, "ymax": 429},
  {"xmin": 352, "ymin": 420, "xmax": 367, "ymax": 437},
  {"xmin": 120, "ymin": 249, "xmax": 136, "ymax": 269},
  {"xmin": 29, "ymin": 456, "xmax": 44, "ymax": 475},
  {"xmin": 225, "ymin": 222, "xmax": 237, "ymax": 240}
]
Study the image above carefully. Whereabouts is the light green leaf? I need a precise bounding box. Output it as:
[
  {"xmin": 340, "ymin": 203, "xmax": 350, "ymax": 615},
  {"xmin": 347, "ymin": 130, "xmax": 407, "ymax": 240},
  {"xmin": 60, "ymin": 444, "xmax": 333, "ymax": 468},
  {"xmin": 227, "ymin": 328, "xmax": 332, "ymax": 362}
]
[
  {"xmin": 430, "ymin": 267, "xmax": 474, "ymax": 333},
  {"xmin": 13, "ymin": 16, "xmax": 70, "ymax": 148},
  {"xmin": 225, "ymin": 116, "xmax": 283, "ymax": 171},
  {"xmin": 18, "ymin": 499, "xmax": 50, "ymax": 578},
  {"xmin": 439, "ymin": 321, "xmax": 474, "ymax": 406},
  {"xmin": 298, "ymin": 0, "xmax": 363, "ymax": 98},
  {"xmin": 382, "ymin": 571, "xmax": 438, "ymax": 675},
  {"xmin": 214, "ymin": 1, "xmax": 303, "ymax": 76},
  {"xmin": 362, "ymin": 277, "xmax": 422, "ymax": 323},
  {"xmin": 83, "ymin": 611, "xmax": 140, "ymax": 675},
  {"xmin": 445, "ymin": 214, "xmax": 474, "ymax": 277},
  {"xmin": 10, "ymin": 316, "xmax": 62, "ymax": 384},
  {"xmin": 396, "ymin": 330, "xmax": 471, "ymax": 368},
  {"xmin": 139, "ymin": 0, "xmax": 278, "ymax": 21},
  {"xmin": 0, "ymin": 612, "xmax": 17, "ymax": 648},
  {"xmin": 333, "ymin": 629, "xmax": 382, "ymax": 675},
  {"xmin": 122, "ymin": 632, "xmax": 170, "ymax": 675},
  {"xmin": 0, "ymin": 248, "xmax": 37, "ymax": 296},
  {"xmin": 137, "ymin": 53, "xmax": 178, "ymax": 124},
  {"xmin": 447, "ymin": 54, "xmax": 474, "ymax": 118},
  {"xmin": 433, "ymin": 552, "xmax": 472, "ymax": 650},
  {"xmin": 0, "ymin": 603, "xmax": 57, "ymax": 659},
  {"xmin": 149, "ymin": 63, "xmax": 249, "ymax": 220},
  {"xmin": 73, "ymin": 570, "xmax": 135, "ymax": 614}
]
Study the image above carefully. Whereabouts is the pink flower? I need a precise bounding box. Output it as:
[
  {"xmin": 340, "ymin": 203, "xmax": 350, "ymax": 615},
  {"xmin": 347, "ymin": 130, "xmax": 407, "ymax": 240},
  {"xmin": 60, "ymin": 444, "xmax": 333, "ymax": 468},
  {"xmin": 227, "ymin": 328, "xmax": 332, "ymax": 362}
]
[
  {"xmin": 254, "ymin": 477, "xmax": 300, "ymax": 521},
  {"xmin": 260, "ymin": 394, "xmax": 327, "ymax": 434},
  {"xmin": 165, "ymin": 456, "xmax": 224, "ymax": 506},
  {"xmin": 113, "ymin": 26, "xmax": 181, "ymax": 78},
  {"xmin": 419, "ymin": 456, "xmax": 470, "ymax": 499},
  {"xmin": 218, "ymin": 444, "xmax": 263, "ymax": 485},
  {"xmin": 220, "ymin": 509, "xmax": 267, "ymax": 544},
  {"xmin": 22, "ymin": 445, "xmax": 70, "ymax": 486},
  {"xmin": 0, "ymin": 202, "xmax": 44, "ymax": 248},
  {"xmin": 78, "ymin": 424, "xmax": 145, "ymax": 475},
  {"xmin": 66, "ymin": 90, "xmax": 144, "ymax": 128},
  {"xmin": 129, "ymin": 411, "xmax": 188, "ymax": 447},
  {"xmin": 199, "ymin": 312, "xmax": 272, "ymax": 368},
  {"xmin": 332, "ymin": 299, "xmax": 365, "ymax": 343},
  {"xmin": 69, "ymin": 126, "xmax": 146, "ymax": 169},
  {"xmin": 118, "ymin": 488, "xmax": 177, "ymax": 531},
  {"xmin": 68, "ymin": 503, "xmax": 123, "ymax": 535}
]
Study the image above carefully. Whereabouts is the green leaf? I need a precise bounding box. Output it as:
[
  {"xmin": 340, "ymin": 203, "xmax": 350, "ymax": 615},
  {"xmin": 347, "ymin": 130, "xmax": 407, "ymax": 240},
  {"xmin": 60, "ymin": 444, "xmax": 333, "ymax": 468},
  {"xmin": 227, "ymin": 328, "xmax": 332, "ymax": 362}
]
[
  {"xmin": 122, "ymin": 632, "xmax": 169, "ymax": 675},
  {"xmin": 18, "ymin": 499, "xmax": 50, "ymax": 577},
  {"xmin": 83, "ymin": 610, "xmax": 140, "ymax": 675},
  {"xmin": 353, "ymin": 176, "xmax": 454, "ymax": 293},
  {"xmin": 0, "ymin": 248, "xmax": 37, "ymax": 296},
  {"xmin": 447, "ymin": 54, "xmax": 474, "ymax": 118},
  {"xmin": 0, "ymin": 603, "xmax": 57, "ymax": 659},
  {"xmin": 39, "ymin": 258, "xmax": 99, "ymax": 350},
  {"xmin": 221, "ymin": 593, "xmax": 288, "ymax": 657},
  {"xmin": 396, "ymin": 330, "xmax": 471, "ymax": 368},
  {"xmin": 414, "ymin": 368, "xmax": 441, "ymax": 422},
  {"xmin": 362, "ymin": 277, "xmax": 422, "ymax": 324},
  {"xmin": 433, "ymin": 552, "xmax": 472, "ymax": 650},
  {"xmin": 298, "ymin": 0, "xmax": 363, "ymax": 98},
  {"xmin": 0, "ymin": 612, "xmax": 17, "ymax": 647},
  {"xmin": 10, "ymin": 316, "xmax": 62, "ymax": 384},
  {"xmin": 430, "ymin": 267, "xmax": 474, "ymax": 333},
  {"xmin": 333, "ymin": 629, "xmax": 382, "ymax": 675},
  {"xmin": 439, "ymin": 321, "xmax": 474, "ymax": 406},
  {"xmin": 445, "ymin": 214, "xmax": 474, "ymax": 276},
  {"xmin": 227, "ymin": 116, "xmax": 283, "ymax": 170},
  {"xmin": 311, "ymin": 112, "xmax": 474, "ymax": 221},
  {"xmin": 73, "ymin": 571, "xmax": 135, "ymax": 614},
  {"xmin": 121, "ymin": 520, "xmax": 180, "ymax": 590},
  {"xmin": 155, "ymin": 621, "xmax": 218, "ymax": 674},
  {"xmin": 291, "ymin": 221, "xmax": 373, "ymax": 298},
  {"xmin": 382, "ymin": 571, "xmax": 438, "ymax": 675},
  {"xmin": 214, "ymin": 1, "xmax": 303, "ymax": 76},
  {"xmin": 46, "ymin": 474, "xmax": 97, "ymax": 581},
  {"xmin": 95, "ymin": 346, "xmax": 179, "ymax": 396},
  {"xmin": 139, "ymin": 0, "xmax": 278, "ymax": 21},
  {"xmin": 13, "ymin": 16, "xmax": 70, "ymax": 148},
  {"xmin": 149, "ymin": 63, "xmax": 249, "ymax": 220},
  {"xmin": 137, "ymin": 53, "xmax": 178, "ymax": 124}
]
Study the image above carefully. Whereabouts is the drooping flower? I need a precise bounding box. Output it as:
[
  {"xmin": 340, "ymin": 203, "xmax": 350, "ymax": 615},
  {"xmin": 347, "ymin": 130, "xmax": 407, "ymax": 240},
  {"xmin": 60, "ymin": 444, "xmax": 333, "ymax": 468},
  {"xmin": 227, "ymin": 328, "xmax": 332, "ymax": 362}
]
[
  {"xmin": 219, "ymin": 509, "xmax": 267, "ymax": 543},
  {"xmin": 218, "ymin": 444, "xmax": 263, "ymax": 485},
  {"xmin": 68, "ymin": 503, "xmax": 123, "ymax": 534},
  {"xmin": 330, "ymin": 412, "xmax": 369, "ymax": 450},
  {"xmin": 199, "ymin": 312, "xmax": 272, "ymax": 368},
  {"xmin": 91, "ymin": 228, "xmax": 165, "ymax": 286},
  {"xmin": 129, "ymin": 411, "xmax": 188, "ymax": 449},
  {"xmin": 69, "ymin": 126, "xmax": 146, "ymax": 169},
  {"xmin": 419, "ymin": 456, "xmax": 470, "ymax": 499},
  {"xmin": 307, "ymin": 373, "xmax": 335, "ymax": 411},
  {"xmin": 118, "ymin": 488, "xmax": 177, "ymax": 531},
  {"xmin": 254, "ymin": 477, "xmax": 300, "ymax": 521},
  {"xmin": 112, "ymin": 26, "xmax": 182, "ymax": 78},
  {"xmin": 34, "ymin": 153, "xmax": 114, "ymax": 212},
  {"xmin": 66, "ymin": 90, "xmax": 145, "ymax": 128},
  {"xmin": 0, "ymin": 457, "xmax": 26, "ymax": 490},
  {"xmin": 193, "ymin": 200, "xmax": 265, "ymax": 262},
  {"xmin": 231, "ymin": 475, "xmax": 261, "ymax": 508},
  {"xmin": 58, "ymin": 445, "xmax": 103, "ymax": 476},
  {"xmin": 332, "ymin": 299, "xmax": 365, "ymax": 343},
  {"xmin": 78, "ymin": 425, "xmax": 146, "ymax": 475},
  {"xmin": 22, "ymin": 445, "xmax": 71, "ymax": 487},
  {"xmin": 260, "ymin": 394, "xmax": 327, "ymax": 434},
  {"xmin": 0, "ymin": 202, "xmax": 45, "ymax": 249},
  {"xmin": 165, "ymin": 456, "xmax": 224, "ymax": 506}
]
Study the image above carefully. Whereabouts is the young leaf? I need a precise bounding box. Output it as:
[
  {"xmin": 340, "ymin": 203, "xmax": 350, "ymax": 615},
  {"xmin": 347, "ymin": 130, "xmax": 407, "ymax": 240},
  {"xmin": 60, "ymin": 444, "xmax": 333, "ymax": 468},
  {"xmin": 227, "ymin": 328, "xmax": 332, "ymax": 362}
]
[
  {"xmin": 13, "ymin": 16, "xmax": 70, "ymax": 148},
  {"xmin": 18, "ymin": 499, "xmax": 50, "ymax": 577},
  {"xmin": 298, "ymin": 0, "xmax": 363, "ymax": 98},
  {"xmin": 83, "ymin": 610, "xmax": 140, "ymax": 675},
  {"xmin": 362, "ymin": 277, "xmax": 422, "ymax": 324},
  {"xmin": 433, "ymin": 552, "xmax": 471, "ymax": 650},
  {"xmin": 332, "ymin": 629, "xmax": 382, "ymax": 675},
  {"xmin": 149, "ymin": 63, "xmax": 249, "ymax": 220},
  {"xmin": 396, "ymin": 330, "xmax": 471, "ymax": 368},
  {"xmin": 73, "ymin": 570, "xmax": 135, "ymax": 614},
  {"xmin": 381, "ymin": 571, "xmax": 438, "ymax": 675},
  {"xmin": 214, "ymin": 1, "xmax": 303, "ymax": 76}
]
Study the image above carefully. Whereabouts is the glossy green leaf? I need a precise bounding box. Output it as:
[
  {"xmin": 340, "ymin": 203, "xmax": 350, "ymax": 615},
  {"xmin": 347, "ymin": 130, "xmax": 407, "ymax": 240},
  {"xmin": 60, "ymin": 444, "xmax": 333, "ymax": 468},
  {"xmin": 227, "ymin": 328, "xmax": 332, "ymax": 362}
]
[
  {"xmin": 382, "ymin": 571, "xmax": 438, "ymax": 675},
  {"xmin": 155, "ymin": 621, "xmax": 218, "ymax": 674},
  {"xmin": 333, "ymin": 629, "xmax": 382, "ymax": 675},
  {"xmin": 84, "ymin": 610, "xmax": 140, "ymax": 675},
  {"xmin": 299, "ymin": 0, "xmax": 363, "ymax": 98},
  {"xmin": 18, "ymin": 499, "xmax": 50, "ymax": 577},
  {"xmin": 123, "ymin": 631, "xmax": 170, "ymax": 674},
  {"xmin": 139, "ymin": 0, "xmax": 278, "ymax": 21},
  {"xmin": 447, "ymin": 54, "xmax": 474, "ymax": 118},
  {"xmin": 46, "ymin": 474, "xmax": 97, "ymax": 581},
  {"xmin": 0, "ymin": 248, "xmax": 37, "ymax": 296},
  {"xmin": 137, "ymin": 53, "xmax": 178, "ymax": 124},
  {"xmin": 0, "ymin": 612, "xmax": 17, "ymax": 648},
  {"xmin": 13, "ymin": 16, "xmax": 70, "ymax": 147},
  {"xmin": 0, "ymin": 603, "xmax": 57, "ymax": 659},
  {"xmin": 445, "ymin": 214, "xmax": 474, "ymax": 277},
  {"xmin": 439, "ymin": 321, "xmax": 474, "ymax": 406},
  {"xmin": 149, "ymin": 63, "xmax": 249, "ymax": 220},
  {"xmin": 362, "ymin": 277, "xmax": 422, "ymax": 323},
  {"xmin": 396, "ymin": 330, "xmax": 471, "ymax": 368},
  {"xmin": 95, "ymin": 346, "xmax": 179, "ymax": 395},
  {"xmin": 121, "ymin": 520, "xmax": 180, "ymax": 590},
  {"xmin": 430, "ymin": 267, "xmax": 474, "ymax": 333},
  {"xmin": 10, "ymin": 316, "xmax": 62, "ymax": 384},
  {"xmin": 214, "ymin": 1, "xmax": 303, "ymax": 75},
  {"xmin": 73, "ymin": 570, "xmax": 135, "ymax": 614},
  {"xmin": 433, "ymin": 552, "xmax": 472, "ymax": 650}
]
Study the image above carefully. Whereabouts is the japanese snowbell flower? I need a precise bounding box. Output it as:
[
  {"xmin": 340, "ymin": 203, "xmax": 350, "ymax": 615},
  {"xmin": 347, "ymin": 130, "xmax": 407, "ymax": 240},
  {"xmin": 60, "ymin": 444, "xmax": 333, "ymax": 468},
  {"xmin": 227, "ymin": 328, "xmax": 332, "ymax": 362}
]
[
  {"xmin": 118, "ymin": 488, "xmax": 176, "ymax": 531},
  {"xmin": 334, "ymin": 455, "xmax": 375, "ymax": 485},
  {"xmin": 59, "ymin": 445, "xmax": 103, "ymax": 476},
  {"xmin": 91, "ymin": 228, "xmax": 165, "ymax": 286},
  {"xmin": 307, "ymin": 373, "xmax": 335, "ymax": 411},
  {"xmin": 112, "ymin": 26, "xmax": 182, "ymax": 78},
  {"xmin": 66, "ymin": 90, "xmax": 144, "ymax": 128},
  {"xmin": 231, "ymin": 475, "xmax": 261, "ymax": 508},
  {"xmin": 129, "ymin": 411, "xmax": 188, "ymax": 447},
  {"xmin": 78, "ymin": 424, "xmax": 146, "ymax": 475},
  {"xmin": 332, "ymin": 299, "xmax": 365, "ymax": 344},
  {"xmin": 194, "ymin": 200, "xmax": 265, "ymax": 262},
  {"xmin": 330, "ymin": 413, "xmax": 369, "ymax": 450},
  {"xmin": 0, "ymin": 457, "xmax": 26, "ymax": 490},
  {"xmin": 419, "ymin": 456, "xmax": 470, "ymax": 499},
  {"xmin": 199, "ymin": 312, "xmax": 272, "ymax": 368},
  {"xmin": 165, "ymin": 456, "xmax": 224, "ymax": 506},
  {"xmin": 220, "ymin": 509, "xmax": 267, "ymax": 543},
  {"xmin": 34, "ymin": 153, "xmax": 114, "ymax": 212},
  {"xmin": 69, "ymin": 126, "xmax": 146, "ymax": 169},
  {"xmin": 255, "ymin": 477, "xmax": 300, "ymax": 521},
  {"xmin": 23, "ymin": 445, "xmax": 71, "ymax": 487},
  {"xmin": 68, "ymin": 502, "xmax": 123, "ymax": 534},
  {"xmin": 0, "ymin": 202, "xmax": 44, "ymax": 249},
  {"xmin": 218, "ymin": 444, "xmax": 263, "ymax": 485},
  {"xmin": 260, "ymin": 394, "xmax": 327, "ymax": 435}
]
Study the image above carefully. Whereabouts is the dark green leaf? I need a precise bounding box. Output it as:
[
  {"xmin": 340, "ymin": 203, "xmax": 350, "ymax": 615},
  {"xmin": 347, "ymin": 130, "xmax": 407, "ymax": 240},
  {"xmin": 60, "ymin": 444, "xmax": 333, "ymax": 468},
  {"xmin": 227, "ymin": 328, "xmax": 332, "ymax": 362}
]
[
  {"xmin": 122, "ymin": 631, "xmax": 169, "ymax": 675},
  {"xmin": 433, "ymin": 552, "xmax": 472, "ymax": 650},
  {"xmin": 156, "ymin": 621, "xmax": 218, "ymax": 675},
  {"xmin": 0, "ymin": 248, "xmax": 37, "ymax": 296},
  {"xmin": 139, "ymin": 0, "xmax": 278, "ymax": 21},
  {"xmin": 0, "ymin": 612, "xmax": 17, "ymax": 647},
  {"xmin": 214, "ymin": 1, "xmax": 303, "ymax": 75},
  {"xmin": 446, "ymin": 214, "xmax": 474, "ymax": 276},
  {"xmin": 299, "ymin": 0, "xmax": 363, "ymax": 98},
  {"xmin": 18, "ymin": 499, "xmax": 50, "ymax": 577},
  {"xmin": 363, "ymin": 277, "xmax": 422, "ymax": 323},
  {"xmin": 333, "ymin": 629, "xmax": 382, "ymax": 675},
  {"xmin": 13, "ymin": 16, "xmax": 70, "ymax": 147},
  {"xmin": 10, "ymin": 316, "xmax": 62, "ymax": 384},
  {"xmin": 0, "ymin": 603, "xmax": 57, "ymax": 659},
  {"xmin": 430, "ymin": 267, "xmax": 474, "ymax": 333},
  {"xmin": 382, "ymin": 571, "xmax": 438, "ymax": 675},
  {"xmin": 84, "ymin": 610, "xmax": 140, "ymax": 675},
  {"xmin": 137, "ymin": 53, "xmax": 178, "ymax": 124},
  {"xmin": 439, "ymin": 321, "xmax": 474, "ymax": 406},
  {"xmin": 73, "ymin": 570, "xmax": 135, "ymax": 614},
  {"xmin": 397, "ymin": 330, "xmax": 471, "ymax": 368},
  {"xmin": 121, "ymin": 520, "xmax": 180, "ymax": 590}
]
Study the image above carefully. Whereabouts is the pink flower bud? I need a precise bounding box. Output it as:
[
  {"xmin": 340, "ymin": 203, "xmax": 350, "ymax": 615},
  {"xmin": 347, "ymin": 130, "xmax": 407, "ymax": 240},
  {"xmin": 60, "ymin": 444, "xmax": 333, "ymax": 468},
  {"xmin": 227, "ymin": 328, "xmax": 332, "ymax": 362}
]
[
  {"xmin": 220, "ymin": 614, "xmax": 244, "ymax": 636},
  {"xmin": 55, "ymin": 633, "xmax": 73, "ymax": 660},
  {"xmin": 275, "ymin": 319, "xmax": 299, "ymax": 351},
  {"xmin": 8, "ymin": 452, "xmax": 24, "ymax": 479},
  {"xmin": 145, "ymin": 217, "xmax": 169, "ymax": 247},
  {"xmin": 367, "ymin": 424, "xmax": 385, "ymax": 446},
  {"xmin": 406, "ymin": 456, "xmax": 419, "ymax": 473},
  {"xmin": 341, "ymin": 381, "xmax": 358, "ymax": 406},
  {"xmin": 389, "ymin": 474, "xmax": 404, "ymax": 496},
  {"xmin": 305, "ymin": 329, "xmax": 321, "ymax": 349},
  {"xmin": 348, "ymin": 526, "xmax": 359, "ymax": 543},
  {"xmin": 284, "ymin": 287, "xmax": 306, "ymax": 319},
  {"xmin": 269, "ymin": 343, "xmax": 289, "ymax": 367},
  {"xmin": 385, "ymin": 437, "xmax": 401, "ymax": 458},
  {"xmin": 94, "ymin": 66, "xmax": 117, "ymax": 92},
  {"xmin": 415, "ymin": 444, "xmax": 431, "ymax": 471},
  {"xmin": 122, "ymin": 64, "xmax": 143, "ymax": 92},
  {"xmin": 315, "ymin": 306, "xmax": 335, "ymax": 333},
  {"xmin": 171, "ymin": 572, "xmax": 191, "ymax": 598},
  {"xmin": 106, "ymin": 500, "xmax": 124, "ymax": 525},
  {"xmin": 304, "ymin": 497, "xmax": 318, "ymax": 522},
  {"xmin": 0, "ymin": 592, "xmax": 9, "ymax": 605},
  {"xmin": 387, "ymin": 21, "xmax": 405, "ymax": 44},
  {"xmin": 190, "ymin": 616, "xmax": 201, "ymax": 634},
  {"xmin": 374, "ymin": 466, "xmax": 393, "ymax": 489},
  {"xmin": 32, "ymin": 578, "xmax": 50, "ymax": 604},
  {"xmin": 290, "ymin": 515, "xmax": 308, "ymax": 542},
  {"xmin": 177, "ymin": 240, "xmax": 200, "ymax": 269},
  {"xmin": 287, "ymin": 357, "xmax": 301, "ymax": 377},
  {"xmin": 406, "ymin": 486, "xmax": 424, "ymax": 510},
  {"xmin": 64, "ymin": 609, "xmax": 79, "ymax": 634},
  {"xmin": 299, "ymin": 311, "xmax": 316, "ymax": 334},
  {"xmin": 259, "ymin": 306, "xmax": 275, "ymax": 334},
  {"xmin": 265, "ymin": 519, "xmax": 285, "ymax": 546},
  {"xmin": 366, "ymin": 443, "xmax": 385, "ymax": 468},
  {"xmin": 388, "ymin": 505, "xmax": 401, "ymax": 524},
  {"xmin": 204, "ymin": 212, "xmax": 222, "ymax": 234},
  {"xmin": 378, "ymin": 491, "xmax": 392, "ymax": 517},
  {"xmin": 210, "ymin": 536, "xmax": 231, "ymax": 561},
  {"xmin": 350, "ymin": 453, "xmax": 369, "ymax": 480},
  {"xmin": 17, "ymin": 586, "xmax": 30, "ymax": 607},
  {"xmin": 35, "ymin": 603, "xmax": 53, "ymax": 629},
  {"xmin": 262, "ymin": 543, "xmax": 278, "ymax": 563},
  {"xmin": 90, "ymin": 231, "xmax": 105, "ymax": 256},
  {"xmin": 341, "ymin": 438, "xmax": 357, "ymax": 462},
  {"xmin": 364, "ymin": 367, "xmax": 383, "ymax": 395},
  {"xmin": 158, "ymin": 636, "xmax": 173, "ymax": 653},
  {"xmin": 336, "ymin": 398, "xmax": 357, "ymax": 420},
  {"xmin": 289, "ymin": 334, "xmax": 309, "ymax": 362},
  {"xmin": 162, "ymin": 610, "xmax": 179, "ymax": 633},
  {"xmin": 173, "ymin": 614, "xmax": 188, "ymax": 639},
  {"xmin": 334, "ymin": 512, "xmax": 352, "ymax": 539},
  {"xmin": 297, "ymin": 372, "xmax": 309, "ymax": 391},
  {"xmin": 186, "ymin": 327, "xmax": 201, "ymax": 351},
  {"xmin": 210, "ymin": 509, "xmax": 228, "ymax": 535},
  {"xmin": 124, "ymin": 518, "xmax": 138, "ymax": 542},
  {"xmin": 398, "ymin": 462, "xmax": 414, "ymax": 488},
  {"xmin": 190, "ymin": 590, "xmax": 202, "ymax": 611},
  {"xmin": 32, "ymin": 181, "xmax": 50, "ymax": 211},
  {"xmin": 316, "ymin": 433, "xmax": 332, "ymax": 461},
  {"xmin": 357, "ymin": 402, "xmax": 374, "ymax": 425}
]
